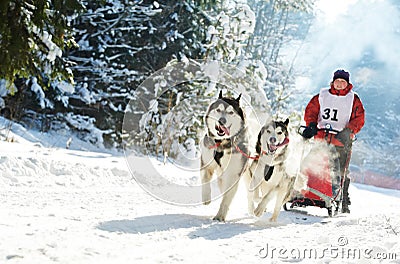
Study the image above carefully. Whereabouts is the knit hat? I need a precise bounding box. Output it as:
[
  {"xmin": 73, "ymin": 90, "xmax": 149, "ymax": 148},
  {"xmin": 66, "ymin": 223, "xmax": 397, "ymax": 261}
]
[{"xmin": 333, "ymin": 69, "xmax": 350, "ymax": 83}]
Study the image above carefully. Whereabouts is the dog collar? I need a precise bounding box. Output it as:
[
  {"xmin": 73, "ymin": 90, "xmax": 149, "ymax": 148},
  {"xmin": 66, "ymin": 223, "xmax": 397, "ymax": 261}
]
[
  {"xmin": 208, "ymin": 139, "xmax": 231, "ymax": 149},
  {"xmin": 208, "ymin": 142, "xmax": 221, "ymax": 149}
]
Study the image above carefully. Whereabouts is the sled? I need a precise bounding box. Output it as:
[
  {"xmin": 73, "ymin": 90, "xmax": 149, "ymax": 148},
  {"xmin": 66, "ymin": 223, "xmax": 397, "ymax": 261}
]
[{"xmin": 284, "ymin": 126, "xmax": 344, "ymax": 217}]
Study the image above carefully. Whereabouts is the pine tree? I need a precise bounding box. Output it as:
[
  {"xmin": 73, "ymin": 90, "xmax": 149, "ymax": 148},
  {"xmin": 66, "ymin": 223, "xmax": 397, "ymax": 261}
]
[
  {"xmin": 0, "ymin": 0, "xmax": 83, "ymax": 88},
  {"xmin": 128, "ymin": 1, "xmax": 271, "ymax": 158},
  {"xmin": 0, "ymin": 0, "xmax": 83, "ymax": 128},
  {"xmin": 246, "ymin": 0, "xmax": 314, "ymax": 116},
  {"xmin": 68, "ymin": 0, "xmax": 210, "ymax": 148}
]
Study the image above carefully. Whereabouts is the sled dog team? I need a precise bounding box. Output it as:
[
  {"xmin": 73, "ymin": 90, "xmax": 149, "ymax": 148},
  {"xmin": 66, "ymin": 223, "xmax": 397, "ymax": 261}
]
[
  {"xmin": 200, "ymin": 91, "xmax": 297, "ymax": 222},
  {"xmin": 200, "ymin": 69, "xmax": 365, "ymax": 221}
]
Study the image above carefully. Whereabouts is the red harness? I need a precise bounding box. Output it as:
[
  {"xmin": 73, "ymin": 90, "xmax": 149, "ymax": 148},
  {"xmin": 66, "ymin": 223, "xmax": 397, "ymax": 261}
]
[{"xmin": 235, "ymin": 144, "xmax": 260, "ymax": 160}]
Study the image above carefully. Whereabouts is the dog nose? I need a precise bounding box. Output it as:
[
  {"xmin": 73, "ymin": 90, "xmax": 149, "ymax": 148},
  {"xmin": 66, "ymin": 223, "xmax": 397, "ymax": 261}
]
[
  {"xmin": 218, "ymin": 117, "xmax": 227, "ymax": 125},
  {"xmin": 269, "ymin": 137, "xmax": 276, "ymax": 144}
]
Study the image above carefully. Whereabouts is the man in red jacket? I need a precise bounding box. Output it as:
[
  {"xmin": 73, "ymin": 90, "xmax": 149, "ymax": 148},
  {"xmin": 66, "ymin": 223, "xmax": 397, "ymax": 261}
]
[{"xmin": 301, "ymin": 69, "xmax": 365, "ymax": 213}]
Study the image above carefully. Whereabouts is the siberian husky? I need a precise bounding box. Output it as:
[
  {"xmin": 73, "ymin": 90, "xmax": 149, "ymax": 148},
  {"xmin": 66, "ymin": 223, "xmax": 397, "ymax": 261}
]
[
  {"xmin": 200, "ymin": 91, "xmax": 249, "ymax": 221},
  {"xmin": 245, "ymin": 118, "xmax": 297, "ymax": 221}
]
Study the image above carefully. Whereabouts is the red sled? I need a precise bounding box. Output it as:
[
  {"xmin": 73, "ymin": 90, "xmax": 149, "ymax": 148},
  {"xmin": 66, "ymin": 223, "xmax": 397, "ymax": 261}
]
[{"xmin": 284, "ymin": 128, "xmax": 344, "ymax": 217}]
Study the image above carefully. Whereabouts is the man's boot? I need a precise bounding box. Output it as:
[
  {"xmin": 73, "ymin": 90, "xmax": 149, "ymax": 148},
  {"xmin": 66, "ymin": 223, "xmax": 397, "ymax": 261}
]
[{"xmin": 341, "ymin": 177, "xmax": 351, "ymax": 213}]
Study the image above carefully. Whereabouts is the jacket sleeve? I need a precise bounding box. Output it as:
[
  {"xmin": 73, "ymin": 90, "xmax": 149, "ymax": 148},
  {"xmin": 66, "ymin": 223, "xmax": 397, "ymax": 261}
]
[
  {"xmin": 304, "ymin": 94, "xmax": 320, "ymax": 126},
  {"xmin": 347, "ymin": 94, "xmax": 365, "ymax": 134}
]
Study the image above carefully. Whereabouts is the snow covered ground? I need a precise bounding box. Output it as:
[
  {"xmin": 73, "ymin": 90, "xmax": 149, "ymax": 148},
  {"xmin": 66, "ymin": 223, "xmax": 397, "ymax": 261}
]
[{"xmin": 1, "ymin": 120, "xmax": 400, "ymax": 264}]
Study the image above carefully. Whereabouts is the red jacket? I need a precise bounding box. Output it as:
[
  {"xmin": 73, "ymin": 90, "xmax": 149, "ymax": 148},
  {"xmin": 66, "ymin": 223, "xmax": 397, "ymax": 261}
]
[{"xmin": 304, "ymin": 83, "xmax": 365, "ymax": 146}]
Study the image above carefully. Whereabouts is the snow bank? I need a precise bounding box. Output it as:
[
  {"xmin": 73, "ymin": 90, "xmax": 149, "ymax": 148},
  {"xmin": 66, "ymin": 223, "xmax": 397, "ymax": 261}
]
[{"xmin": 0, "ymin": 141, "xmax": 131, "ymax": 188}]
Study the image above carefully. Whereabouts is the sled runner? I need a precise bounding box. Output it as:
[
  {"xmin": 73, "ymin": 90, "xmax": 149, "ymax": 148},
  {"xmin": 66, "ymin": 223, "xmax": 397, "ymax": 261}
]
[{"xmin": 284, "ymin": 126, "xmax": 345, "ymax": 217}]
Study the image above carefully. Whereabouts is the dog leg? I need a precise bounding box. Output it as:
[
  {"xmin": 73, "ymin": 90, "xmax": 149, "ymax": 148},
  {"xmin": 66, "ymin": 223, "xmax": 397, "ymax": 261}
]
[
  {"xmin": 213, "ymin": 174, "xmax": 240, "ymax": 221},
  {"xmin": 250, "ymin": 163, "xmax": 265, "ymax": 192},
  {"xmin": 269, "ymin": 186, "xmax": 287, "ymax": 222},
  {"xmin": 254, "ymin": 185, "xmax": 273, "ymax": 217},
  {"xmin": 242, "ymin": 168, "xmax": 255, "ymax": 215},
  {"xmin": 201, "ymin": 168, "xmax": 213, "ymax": 205}
]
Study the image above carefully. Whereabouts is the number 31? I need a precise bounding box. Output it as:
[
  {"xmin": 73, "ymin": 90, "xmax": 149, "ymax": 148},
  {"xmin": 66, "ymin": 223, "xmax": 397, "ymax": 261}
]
[{"xmin": 322, "ymin": 108, "xmax": 339, "ymax": 121}]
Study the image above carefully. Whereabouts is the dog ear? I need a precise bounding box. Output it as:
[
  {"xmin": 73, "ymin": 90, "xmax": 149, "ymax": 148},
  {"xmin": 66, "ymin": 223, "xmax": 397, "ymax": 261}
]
[
  {"xmin": 235, "ymin": 93, "xmax": 242, "ymax": 102},
  {"xmin": 218, "ymin": 90, "xmax": 223, "ymax": 99},
  {"xmin": 284, "ymin": 118, "xmax": 289, "ymax": 127},
  {"xmin": 255, "ymin": 127, "xmax": 264, "ymax": 154}
]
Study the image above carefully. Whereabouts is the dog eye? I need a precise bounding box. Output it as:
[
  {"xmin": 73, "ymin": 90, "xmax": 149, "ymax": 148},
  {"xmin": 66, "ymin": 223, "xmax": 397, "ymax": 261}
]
[
  {"xmin": 228, "ymin": 111, "xmax": 234, "ymax": 115},
  {"xmin": 266, "ymin": 130, "xmax": 271, "ymax": 133},
  {"xmin": 216, "ymin": 109, "xmax": 221, "ymax": 113},
  {"xmin": 277, "ymin": 132, "xmax": 282, "ymax": 135}
]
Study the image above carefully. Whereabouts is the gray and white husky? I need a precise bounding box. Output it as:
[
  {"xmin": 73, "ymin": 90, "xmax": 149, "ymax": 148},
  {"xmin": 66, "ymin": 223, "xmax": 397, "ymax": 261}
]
[
  {"xmin": 244, "ymin": 118, "xmax": 297, "ymax": 222},
  {"xmin": 200, "ymin": 91, "xmax": 249, "ymax": 221}
]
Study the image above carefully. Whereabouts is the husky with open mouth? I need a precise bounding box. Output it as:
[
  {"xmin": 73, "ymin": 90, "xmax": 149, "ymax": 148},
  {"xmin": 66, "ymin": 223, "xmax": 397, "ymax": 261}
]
[
  {"xmin": 200, "ymin": 91, "xmax": 249, "ymax": 221},
  {"xmin": 245, "ymin": 118, "xmax": 297, "ymax": 221}
]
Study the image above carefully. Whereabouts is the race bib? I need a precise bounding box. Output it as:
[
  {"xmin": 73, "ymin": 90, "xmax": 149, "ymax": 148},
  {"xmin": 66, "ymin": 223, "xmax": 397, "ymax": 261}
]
[{"xmin": 318, "ymin": 88, "xmax": 354, "ymax": 131}]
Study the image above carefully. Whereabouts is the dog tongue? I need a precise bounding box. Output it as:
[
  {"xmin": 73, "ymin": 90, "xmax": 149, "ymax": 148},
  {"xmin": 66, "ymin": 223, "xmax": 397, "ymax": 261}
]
[
  {"xmin": 221, "ymin": 126, "xmax": 230, "ymax": 136},
  {"xmin": 269, "ymin": 144, "xmax": 278, "ymax": 152}
]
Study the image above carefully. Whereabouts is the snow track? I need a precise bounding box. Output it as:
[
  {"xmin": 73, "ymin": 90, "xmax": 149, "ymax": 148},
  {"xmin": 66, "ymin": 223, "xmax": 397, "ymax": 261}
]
[{"xmin": 1, "ymin": 134, "xmax": 400, "ymax": 263}]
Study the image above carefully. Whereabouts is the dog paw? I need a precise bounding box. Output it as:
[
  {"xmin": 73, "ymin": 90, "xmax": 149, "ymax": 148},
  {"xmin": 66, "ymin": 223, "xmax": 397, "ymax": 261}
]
[
  {"xmin": 212, "ymin": 215, "xmax": 225, "ymax": 222},
  {"xmin": 269, "ymin": 216, "xmax": 278, "ymax": 222},
  {"xmin": 202, "ymin": 193, "xmax": 211, "ymax": 205},
  {"xmin": 202, "ymin": 190, "xmax": 211, "ymax": 205},
  {"xmin": 203, "ymin": 200, "xmax": 211, "ymax": 205},
  {"xmin": 254, "ymin": 206, "xmax": 264, "ymax": 217}
]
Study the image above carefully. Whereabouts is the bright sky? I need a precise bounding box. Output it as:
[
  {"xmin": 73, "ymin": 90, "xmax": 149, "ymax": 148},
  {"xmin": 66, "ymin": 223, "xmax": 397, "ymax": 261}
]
[
  {"xmin": 294, "ymin": 0, "xmax": 400, "ymax": 94},
  {"xmin": 315, "ymin": 0, "xmax": 359, "ymax": 24}
]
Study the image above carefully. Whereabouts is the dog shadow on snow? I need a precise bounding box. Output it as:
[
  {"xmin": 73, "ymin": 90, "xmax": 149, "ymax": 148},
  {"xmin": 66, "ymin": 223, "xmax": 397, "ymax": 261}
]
[
  {"xmin": 97, "ymin": 212, "xmax": 326, "ymax": 240},
  {"xmin": 97, "ymin": 214, "xmax": 257, "ymax": 240}
]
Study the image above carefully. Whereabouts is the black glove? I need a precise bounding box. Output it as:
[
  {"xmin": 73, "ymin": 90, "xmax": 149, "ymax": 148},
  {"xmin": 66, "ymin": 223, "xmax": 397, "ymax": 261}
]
[
  {"xmin": 335, "ymin": 128, "xmax": 352, "ymax": 147},
  {"xmin": 302, "ymin": 122, "xmax": 317, "ymax": 139}
]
